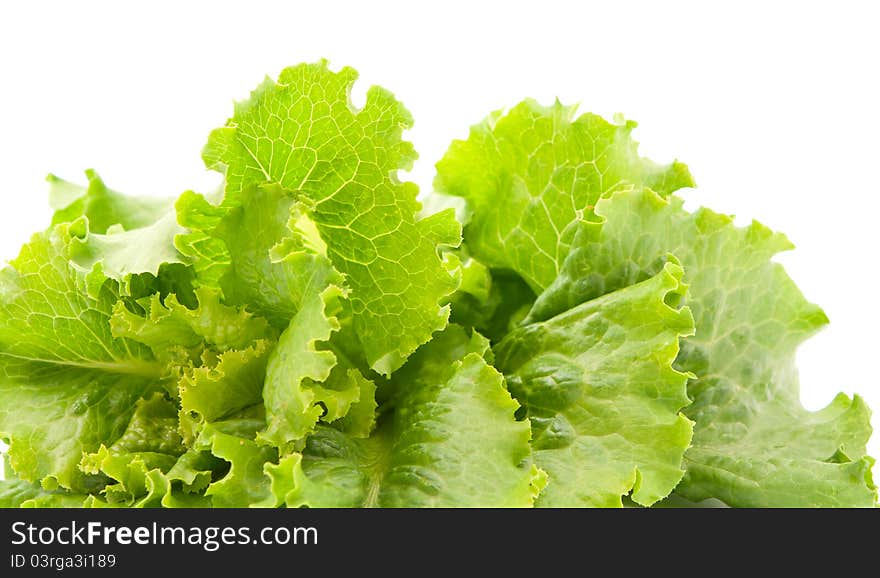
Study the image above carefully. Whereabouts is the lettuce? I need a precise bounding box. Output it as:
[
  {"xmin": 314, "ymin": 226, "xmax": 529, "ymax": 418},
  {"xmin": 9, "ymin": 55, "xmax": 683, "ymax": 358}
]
[
  {"xmin": 0, "ymin": 61, "xmax": 874, "ymax": 507},
  {"xmin": 532, "ymin": 187, "xmax": 875, "ymax": 506},
  {"xmin": 495, "ymin": 262, "xmax": 694, "ymax": 507}
]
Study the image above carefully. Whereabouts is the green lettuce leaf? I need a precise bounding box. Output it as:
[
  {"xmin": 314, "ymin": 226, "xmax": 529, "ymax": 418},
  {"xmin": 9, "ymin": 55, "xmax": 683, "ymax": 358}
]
[
  {"xmin": 197, "ymin": 422, "xmax": 277, "ymax": 508},
  {"xmin": 165, "ymin": 447, "xmax": 224, "ymax": 495},
  {"xmin": 0, "ymin": 223, "xmax": 163, "ymax": 491},
  {"xmin": 259, "ymin": 284, "xmax": 376, "ymax": 449},
  {"xmin": 178, "ymin": 341, "xmax": 272, "ymax": 425},
  {"xmin": 534, "ymin": 187, "xmax": 876, "ymax": 507},
  {"xmin": 110, "ymin": 287, "xmax": 274, "ymax": 361},
  {"xmin": 0, "ymin": 476, "xmax": 92, "ymax": 507},
  {"xmin": 494, "ymin": 262, "xmax": 694, "ymax": 507},
  {"xmin": 68, "ymin": 212, "xmax": 186, "ymax": 282},
  {"xmin": 111, "ymin": 287, "xmax": 277, "ymax": 437},
  {"xmin": 434, "ymin": 100, "xmax": 693, "ymax": 292},
  {"xmin": 173, "ymin": 190, "xmax": 231, "ymax": 289},
  {"xmin": 48, "ymin": 171, "xmax": 195, "ymax": 302},
  {"xmin": 264, "ymin": 326, "xmax": 545, "ymax": 507},
  {"xmin": 0, "ymin": 479, "xmax": 52, "ymax": 507},
  {"xmin": 202, "ymin": 61, "xmax": 460, "ymax": 375},
  {"xmin": 49, "ymin": 170, "xmax": 174, "ymax": 232},
  {"xmin": 79, "ymin": 393, "xmax": 184, "ymax": 507},
  {"xmin": 176, "ymin": 183, "xmax": 342, "ymax": 327}
]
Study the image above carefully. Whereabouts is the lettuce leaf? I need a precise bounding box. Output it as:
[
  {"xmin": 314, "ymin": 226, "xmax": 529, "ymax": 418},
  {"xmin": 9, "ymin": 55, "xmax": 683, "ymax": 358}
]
[
  {"xmin": 0, "ymin": 478, "xmax": 59, "ymax": 507},
  {"xmin": 111, "ymin": 287, "xmax": 278, "ymax": 442},
  {"xmin": 435, "ymin": 100, "xmax": 693, "ymax": 292},
  {"xmin": 49, "ymin": 170, "xmax": 174, "ymax": 233},
  {"xmin": 534, "ymin": 187, "xmax": 875, "ymax": 506},
  {"xmin": 495, "ymin": 262, "xmax": 694, "ymax": 506},
  {"xmin": 0, "ymin": 478, "xmax": 90, "ymax": 508},
  {"xmin": 79, "ymin": 393, "xmax": 183, "ymax": 507},
  {"xmin": 0, "ymin": 223, "xmax": 162, "ymax": 491},
  {"xmin": 200, "ymin": 61, "xmax": 460, "ymax": 375},
  {"xmin": 258, "ymin": 284, "xmax": 359, "ymax": 449},
  {"xmin": 264, "ymin": 326, "xmax": 545, "ymax": 507},
  {"xmin": 176, "ymin": 183, "xmax": 342, "ymax": 327},
  {"xmin": 197, "ymin": 422, "xmax": 277, "ymax": 508},
  {"xmin": 69, "ymin": 211, "xmax": 186, "ymax": 283}
]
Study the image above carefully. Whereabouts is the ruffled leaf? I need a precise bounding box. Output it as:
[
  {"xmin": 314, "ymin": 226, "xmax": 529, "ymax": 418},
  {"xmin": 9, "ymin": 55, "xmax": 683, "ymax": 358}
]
[
  {"xmin": 0, "ymin": 224, "xmax": 163, "ymax": 491},
  {"xmin": 535, "ymin": 187, "xmax": 876, "ymax": 507},
  {"xmin": 435, "ymin": 101, "xmax": 693, "ymax": 292},
  {"xmin": 495, "ymin": 263, "xmax": 695, "ymax": 507},
  {"xmin": 265, "ymin": 326, "xmax": 544, "ymax": 507},
  {"xmin": 204, "ymin": 61, "xmax": 460, "ymax": 374}
]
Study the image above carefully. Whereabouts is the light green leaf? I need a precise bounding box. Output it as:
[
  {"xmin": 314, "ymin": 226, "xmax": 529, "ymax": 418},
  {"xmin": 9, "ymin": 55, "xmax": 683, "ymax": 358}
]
[
  {"xmin": 80, "ymin": 447, "xmax": 173, "ymax": 507},
  {"xmin": 21, "ymin": 491, "xmax": 90, "ymax": 508},
  {"xmin": 446, "ymin": 250, "xmax": 492, "ymax": 304},
  {"xmin": 0, "ymin": 479, "xmax": 51, "ymax": 507},
  {"xmin": 98, "ymin": 392, "xmax": 184, "ymax": 455},
  {"xmin": 259, "ymin": 284, "xmax": 376, "ymax": 449},
  {"xmin": 165, "ymin": 447, "xmax": 225, "ymax": 496},
  {"xmin": 495, "ymin": 263, "xmax": 694, "ymax": 507},
  {"xmin": 176, "ymin": 183, "xmax": 342, "ymax": 328},
  {"xmin": 330, "ymin": 370, "xmax": 377, "ymax": 438},
  {"xmin": 434, "ymin": 101, "xmax": 693, "ymax": 292},
  {"xmin": 0, "ymin": 224, "xmax": 163, "ymax": 491},
  {"xmin": 536, "ymin": 187, "xmax": 876, "ymax": 507},
  {"xmin": 49, "ymin": 170, "xmax": 173, "ymax": 232},
  {"xmin": 174, "ymin": 190, "xmax": 231, "ymax": 288},
  {"xmin": 69, "ymin": 212, "xmax": 187, "ymax": 282},
  {"xmin": 0, "ymin": 477, "xmax": 91, "ymax": 508},
  {"xmin": 111, "ymin": 287, "xmax": 276, "ymax": 438},
  {"xmin": 197, "ymin": 424, "xmax": 277, "ymax": 508},
  {"xmin": 78, "ymin": 393, "xmax": 183, "ymax": 507},
  {"xmin": 111, "ymin": 287, "xmax": 274, "ymax": 360},
  {"xmin": 159, "ymin": 490, "xmax": 213, "ymax": 508},
  {"xmin": 0, "ymin": 224, "xmax": 158, "ymax": 372},
  {"xmin": 47, "ymin": 172, "xmax": 195, "ymax": 303},
  {"xmin": 204, "ymin": 61, "xmax": 460, "ymax": 374},
  {"xmin": 265, "ymin": 326, "xmax": 544, "ymax": 507},
  {"xmin": 0, "ymin": 367, "xmax": 155, "ymax": 493},
  {"xmin": 179, "ymin": 341, "xmax": 272, "ymax": 424}
]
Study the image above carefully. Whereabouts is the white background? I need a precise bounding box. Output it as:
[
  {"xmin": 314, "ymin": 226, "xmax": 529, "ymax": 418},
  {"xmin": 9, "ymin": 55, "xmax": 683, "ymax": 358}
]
[{"xmin": 1, "ymin": 2, "xmax": 878, "ymax": 471}]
